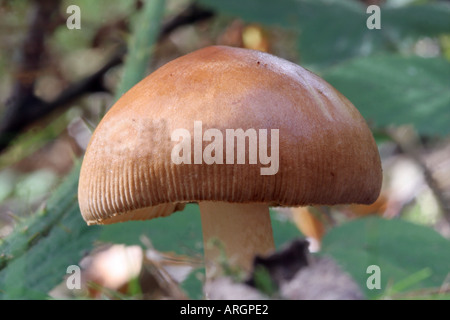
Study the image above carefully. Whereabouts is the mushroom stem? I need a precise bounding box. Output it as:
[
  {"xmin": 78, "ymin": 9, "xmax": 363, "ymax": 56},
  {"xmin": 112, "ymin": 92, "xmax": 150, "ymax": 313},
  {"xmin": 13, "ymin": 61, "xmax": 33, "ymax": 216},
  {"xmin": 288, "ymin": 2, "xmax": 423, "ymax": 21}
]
[{"xmin": 199, "ymin": 201, "xmax": 275, "ymax": 279}]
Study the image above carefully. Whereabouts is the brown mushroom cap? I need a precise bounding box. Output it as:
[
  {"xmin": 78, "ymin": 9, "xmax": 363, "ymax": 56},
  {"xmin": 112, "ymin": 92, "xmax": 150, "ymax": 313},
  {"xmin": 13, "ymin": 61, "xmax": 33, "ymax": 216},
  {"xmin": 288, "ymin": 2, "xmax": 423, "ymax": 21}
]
[{"xmin": 78, "ymin": 45, "xmax": 382, "ymax": 226}]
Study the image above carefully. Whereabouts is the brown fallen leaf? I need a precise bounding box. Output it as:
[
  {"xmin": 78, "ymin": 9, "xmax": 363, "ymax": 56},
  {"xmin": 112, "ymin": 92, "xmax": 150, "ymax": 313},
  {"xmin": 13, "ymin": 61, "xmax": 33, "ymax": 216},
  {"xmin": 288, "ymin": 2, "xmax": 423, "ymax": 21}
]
[{"xmin": 291, "ymin": 206, "xmax": 325, "ymax": 243}]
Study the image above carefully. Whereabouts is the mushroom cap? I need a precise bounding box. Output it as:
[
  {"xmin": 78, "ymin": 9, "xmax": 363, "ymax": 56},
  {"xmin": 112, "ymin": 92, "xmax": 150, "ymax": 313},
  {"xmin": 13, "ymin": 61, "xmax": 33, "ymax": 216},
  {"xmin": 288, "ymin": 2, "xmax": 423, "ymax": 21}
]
[{"xmin": 78, "ymin": 45, "xmax": 382, "ymax": 225}]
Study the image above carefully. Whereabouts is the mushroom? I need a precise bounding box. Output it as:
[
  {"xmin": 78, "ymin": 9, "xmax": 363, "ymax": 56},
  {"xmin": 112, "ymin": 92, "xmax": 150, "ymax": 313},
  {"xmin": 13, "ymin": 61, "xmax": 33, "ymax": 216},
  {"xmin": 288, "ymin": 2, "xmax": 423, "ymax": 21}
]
[{"xmin": 78, "ymin": 46, "xmax": 382, "ymax": 280}]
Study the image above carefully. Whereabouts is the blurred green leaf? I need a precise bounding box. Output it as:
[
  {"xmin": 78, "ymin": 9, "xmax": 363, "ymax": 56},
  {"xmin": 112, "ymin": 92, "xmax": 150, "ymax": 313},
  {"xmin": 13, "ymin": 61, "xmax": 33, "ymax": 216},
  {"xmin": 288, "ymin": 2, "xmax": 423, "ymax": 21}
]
[
  {"xmin": 198, "ymin": 0, "xmax": 363, "ymax": 53},
  {"xmin": 0, "ymin": 170, "xmax": 16, "ymax": 202},
  {"xmin": 0, "ymin": 163, "xmax": 101, "ymax": 299},
  {"xmin": 271, "ymin": 210, "xmax": 303, "ymax": 248},
  {"xmin": 383, "ymin": 4, "xmax": 450, "ymax": 38},
  {"xmin": 322, "ymin": 55, "xmax": 450, "ymax": 136},
  {"xmin": 15, "ymin": 169, "xmax": 58, "ymax": 201},
  {"xmin": 252, "ymin": 265, "xmax": 277, "ymax": 296},
  {"xmin": 99, "ymin": 204, "xmax": 204, "ymax": 256},
  {"xmin": 198, "ymin": 0, "xmax": 450, "ymax": 68},
  {"xmin": 100, "ymin": 205, "xmax": 300, "ymax": 256},
  {"xmin": 384, "ymin": 267, "xmax": 433, "ymax": 295},
  {"xmin": 0, "ymin": 164, "xmax": 81, "ymax": 272},
  {"xmin": 321, "ymin": 217, "xmax": 450, "ymax": 299},
  {"xmin": 181, "ymin": 267, "xmax": 205, "ymax": 300},
  {"xmin": 0, "ymin": 206, "xmax": 100, "ymax": 299}
]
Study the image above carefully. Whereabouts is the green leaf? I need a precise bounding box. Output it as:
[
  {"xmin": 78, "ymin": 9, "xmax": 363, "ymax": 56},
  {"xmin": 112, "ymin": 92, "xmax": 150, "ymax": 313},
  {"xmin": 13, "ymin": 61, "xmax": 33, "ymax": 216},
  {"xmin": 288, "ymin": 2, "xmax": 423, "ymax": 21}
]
[
  {"xmin": 99, "ymin": 205, "xmax": 300, "ymax": 256},
  {"xmin": 383, "ymin": 4, "xmax": 450, "ymax": 38},
  {"xmin": 0, "ymin": 163, "xmax": 102, "ymax": 299},
  {"xmin": 198, "ymin": 0, "xmax": 450, "ymax": 68},
  {"xmin": 322, "ymin": 55, "xmax": 450, "ymax": 136},
  {"xmin": 271, "ymin": 209, "xmax": 303, "ymax": 248},
  {"xmin": 321, "ymin": 217, "xmax": 450, "ymax": 299},
  {"xmin": 99, "ymin": 204, "xmax": 204, "ymax": 256},
  {"xmin": 0, "ymin": 205, "xmax": 100, "ymax": 299},
  {"xmin": 198, "ymin": 0, "xmax": 362, "ymax": 29},
  {"xmin": 0, "ymin": 164, "xmax": 82, "ymax": 272},
  {"xmin": 181, "ymin": 267, "xmax": 205, "ymax": 300},
  {"xmin": 198, "ymin": 0, "xmax": 365, "ymax": 69}
]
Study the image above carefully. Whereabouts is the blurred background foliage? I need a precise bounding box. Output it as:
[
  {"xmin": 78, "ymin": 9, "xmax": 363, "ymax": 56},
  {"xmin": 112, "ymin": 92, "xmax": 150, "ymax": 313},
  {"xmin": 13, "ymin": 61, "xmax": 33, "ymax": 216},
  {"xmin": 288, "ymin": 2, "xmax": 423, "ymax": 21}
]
[{"xmin": 0, "ymin": 0, "xmax": 449, "ymax": 300}]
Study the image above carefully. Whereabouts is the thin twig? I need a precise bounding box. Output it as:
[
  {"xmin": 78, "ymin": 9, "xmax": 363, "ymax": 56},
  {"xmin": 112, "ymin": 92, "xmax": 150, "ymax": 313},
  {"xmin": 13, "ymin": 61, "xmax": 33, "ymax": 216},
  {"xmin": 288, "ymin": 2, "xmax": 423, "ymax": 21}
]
[
  {"xmin": 1, "ymin": 0, "xmax": 61, "ymax": 150},
  {"xmin": 387, "ymin": 127, "xmax": 450, "ymax": 225},
  {"xmin": 0, "ymin": 2, "xmax": 214, "ymax": 153}
]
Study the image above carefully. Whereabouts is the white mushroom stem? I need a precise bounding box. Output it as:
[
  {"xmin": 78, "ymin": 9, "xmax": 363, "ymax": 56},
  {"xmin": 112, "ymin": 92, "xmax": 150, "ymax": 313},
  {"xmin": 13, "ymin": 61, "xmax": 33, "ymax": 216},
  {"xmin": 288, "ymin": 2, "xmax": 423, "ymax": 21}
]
[{"xmin": 199, "ymin": 201, "xmax": 275, "ymax": 279}]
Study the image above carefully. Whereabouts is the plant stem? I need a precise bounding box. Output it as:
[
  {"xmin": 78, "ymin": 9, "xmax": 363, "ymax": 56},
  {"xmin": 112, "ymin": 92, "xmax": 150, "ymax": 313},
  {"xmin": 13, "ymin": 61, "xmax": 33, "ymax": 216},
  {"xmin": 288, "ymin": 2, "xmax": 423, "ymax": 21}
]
[{"xmin": 114, "ymin": 0, "xmax": 165, "ymax": 100}]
